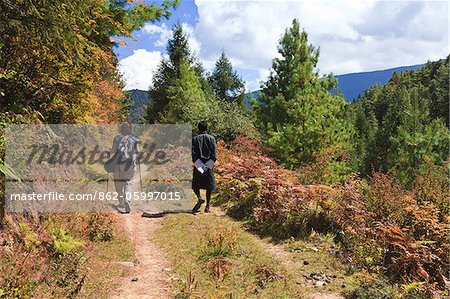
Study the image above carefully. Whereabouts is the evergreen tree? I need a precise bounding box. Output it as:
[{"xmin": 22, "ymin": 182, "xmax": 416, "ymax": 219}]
[
  {"xmin": 382, "ymin": 84, "xmax": 448, "ymax": 185},
  {"xmin": 209, "ymin": 51, "xmax": 245, "ymax": 103},
  {"xmin": 253, "ymin": 19, "xmax": 352, "ymax": 168},
  {"xmin": 159, "ymin": 61, "xmax": 210, "ymax": 125},
  {"xmin": 147, "ymin": 24, "xmax": 207, "ymax": 123},
  {"xmin": 146, "ymin": 25, "xmax": 254, "ymax": 141},
  {"xmin": 421, "ymin": 56, "xmax": 449, "ymax": 126},
  {"xmin": 351, "ymin": 57, "xmax": 449, "ymax": 185}
]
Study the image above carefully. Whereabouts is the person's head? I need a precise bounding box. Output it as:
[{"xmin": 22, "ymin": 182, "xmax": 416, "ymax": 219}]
[
  {"xmin": 198, "ymin": 121, "xmax": 207, "ymax": 133},
  {"xmin": 119, "ymin": 123, "xmax": 132, "ymax": 136}
]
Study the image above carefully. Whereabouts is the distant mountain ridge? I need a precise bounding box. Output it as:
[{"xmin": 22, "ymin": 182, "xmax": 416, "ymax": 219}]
[
  {"xmin": 332, "ymin": 63, "xmax": 424, "ymax": 101},
  {"xmin": 128, "ymin": 63, "xmax": 426, "ymax": 122},
  {"xmin": 128, "ymin": 89, "xmax": 149, "ymax": 123}
]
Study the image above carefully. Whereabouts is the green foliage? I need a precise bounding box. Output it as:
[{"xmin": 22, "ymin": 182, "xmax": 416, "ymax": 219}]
[
  {"xmin": 389, "ymin": 118, "xmax": 448, "ymax": 186},
  {"xmin": 146, "ymin": 24, "xmax": 254, "ymax": 141},
  {"xmin": 253, "ymin": 19, "xmax": 353, "ymax": 168},
  {"xmin": 345, "ymin": 279, "xmax": 402, "ymax": 299},
  {"xmin": 19, "ymin": 223, "xmax": 41, "ymax": 251},
  {"xmin": 49, "ymin": 228, "xmax": 84, "ymax": 256},
  {"xmin": 209, "ymin": 51, "xmax": 246, "ymax": 104},
  {"xmin": 351, "ymin": 56, "xmax": 450, "ymax": 185},
  {"xmin": 345, "ymin": 278, "xmax": 434, "ymax": 299},
  {"xmin": 206, "ymin": 98, "xmax": 256, "ymax": 141},
  {"xmin": 297, "ymin": 145, "xmax": 354, "ymax": 186},
  {"xmin": 0, "ymin": 274, "xmax": 36, "ymax": 299},
  {"xmin": 160, "ymin": 61, "xmax": 210, "ymax": 125},
  {"xmin": 0, "ymin": 0, "xmax": 177, "ymax": 123},
  {"xmin": 147, "ymin": 24, "xmax": 205, "ymax": 123}
]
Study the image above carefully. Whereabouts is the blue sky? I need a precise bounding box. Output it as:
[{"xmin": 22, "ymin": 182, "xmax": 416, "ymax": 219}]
[{"xmin": 116, "ymin": 0, "xmax": 449, "ymax": 91}]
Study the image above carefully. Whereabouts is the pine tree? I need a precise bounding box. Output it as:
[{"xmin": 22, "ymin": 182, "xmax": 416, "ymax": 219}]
[
  {"xmin": 384, "ymin": 86, "xmax": 448, "ymax": 186},
  {"xmin": 145, "ymin": 25, "xmax": 253, "ymax": 140},
  {"xmin": 253, "ymin": 19, "xmax": 352, "ymax": 168},
  {"xmin": 147, "ymin": 24, "xmax": 207, "ymax": 123},
  {"xmin": 351, "ymin": 58, "xmax": 449, "ymax": 185},
  {"xmin": 209, "ymin": 51, "xmax": 245, "ymax": 103},
  {"xmin": 423, "ymin": 55, "xmax": 449, "ymax": 126},
  {"xmin": 160, "ymin": 61, "xmax": 210, "ymax": 126}
]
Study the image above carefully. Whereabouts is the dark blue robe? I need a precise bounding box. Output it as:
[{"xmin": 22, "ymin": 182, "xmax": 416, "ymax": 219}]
[{"xmin": 192, "ymin": 132, "xmax": 217, "ymax": 190}]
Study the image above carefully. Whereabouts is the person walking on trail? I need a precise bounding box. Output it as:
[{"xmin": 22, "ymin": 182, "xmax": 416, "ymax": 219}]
[
  {"xmin": 192, "ymin": 121, "xmax": 217, "ymax": 213},
  {"xmin": 111, "ymin": 123, "xmax": 138, "ymax": 214}
]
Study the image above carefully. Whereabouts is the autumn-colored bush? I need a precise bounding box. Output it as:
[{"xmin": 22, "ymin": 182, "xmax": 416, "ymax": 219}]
[
  {"xmin": 0, "ymin": 212, "xmax": 120, "ymax": 297},
  {"xmin": 333, "ymin": 171, "xmax": 449, "ymax": 291},
  {"xmin": 216, "ymin": 136, "xmax": 449, "ymax": 293},
  {"xmin": 216, "ymin": 136, "xmax": 338, "ymax": 239}
]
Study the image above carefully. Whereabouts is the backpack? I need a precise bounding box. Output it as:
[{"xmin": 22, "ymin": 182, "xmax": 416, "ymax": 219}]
[
  {"xmin": 103, "ymin": 135, "xmax": 136, "ymax": 173},
  {"xmin": 117, "ymin": 135, "xmax": 136, "ymax": 161}
]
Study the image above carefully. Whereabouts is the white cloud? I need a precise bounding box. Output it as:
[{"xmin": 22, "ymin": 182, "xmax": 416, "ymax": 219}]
[
  {"xmin": 142, "ymin": 22, "xmax": 202, "ymax": 54},
  {"xmin": 246, "ymin": 68, "xmax": 271, "ymax": 91},
  {"xmin": 142, "ymin": 23, "xmax": 171, "ymax": 47},
  {"xmin": 119, "ymin": 22, "xmax": 202, "ymax": 90},
  {"xmin": 119, "ymin": 1, "xmax": 448, "ymax": 91},
  {"xmin": 193, "ymin": 0, "xmax": 448, "ymax": 88},
  {"xmin": 118, "ymin": 49, "xmax": 162, "ymax": 90}
]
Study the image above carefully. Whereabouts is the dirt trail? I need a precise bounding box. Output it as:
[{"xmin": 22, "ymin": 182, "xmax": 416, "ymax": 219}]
[
  {"xmin": 110, "ymin": 213, "xmax": 172, "ymax": 299},
  {"xmin": 108, "ymin": 203, "xmax": 344, "ymax": 298}
]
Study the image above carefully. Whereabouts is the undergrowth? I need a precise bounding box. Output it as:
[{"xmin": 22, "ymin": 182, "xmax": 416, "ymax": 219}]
[
  {"xmin": 215, "ymin": 136, "xmax": 449, "ymax": 297},
  {"xmin": 0, "ymin": 212, "xmax": 126, "ymax": 298}
]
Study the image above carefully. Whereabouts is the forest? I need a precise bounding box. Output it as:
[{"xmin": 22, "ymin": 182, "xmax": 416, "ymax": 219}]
[{"xmin": 0, "ymin": 1, "xmax": 448, "ymax": 298}]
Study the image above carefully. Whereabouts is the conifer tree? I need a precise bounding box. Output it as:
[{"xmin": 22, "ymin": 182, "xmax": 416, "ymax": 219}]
[
  {"xmin": 209, "ymin": 52, "xmax": 245, "ymax": 103},
  {"xmin": 352, "ymin": 57, "xmax": 449, "ymax": 185},
  {"xmin": 159, "ymin": 61, "xmax": 210, "ymax": 125},
  {"xmin": 254, "ymin": 19, "xmax": 352, "ymax": 167},
  {"xmin": 147, "ymin": 24, "xmax": 208, "ymax": 123}
]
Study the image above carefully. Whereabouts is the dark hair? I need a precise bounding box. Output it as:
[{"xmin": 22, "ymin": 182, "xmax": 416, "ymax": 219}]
[
  {"xmin": 119, "ymin": 123, "xmax": 132, "ymax": 135},
  {"xmin": 198, "ymin": 121, "xmax": 207, "ymax": 133}
]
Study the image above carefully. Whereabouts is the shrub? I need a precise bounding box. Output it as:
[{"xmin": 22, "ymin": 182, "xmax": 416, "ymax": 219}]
[
  {"xmin": 202, "ymin": 227, "xmax": 238, "ymax": 258},
  {"xmin": 333, "ymin": 172, "xmax": 449, "ymax": 291},
  {"xmin": 297, "ymin": 145, "xmax": 355, "ymax": 186},
  {"xmin": 216, "ymin": 136, "xmax": 449, "ymax": 292},
  {"xmin": 86, "ymin": 213, "xmax": 114, "ymax": 242},
  {"xmin": 216, "ymin": 136, "xmax": 340, "ymax": 239},
  {"xmin": 18, "ymin": 222, "xmax": 41, "ymax": 251},
  {"xmin": 49, "ymin": 228, "xmax": 84, "ymax": 256}
]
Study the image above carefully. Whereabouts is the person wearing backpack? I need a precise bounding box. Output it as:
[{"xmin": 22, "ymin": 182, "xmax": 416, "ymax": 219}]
[
  {"xmin": 192, "ymin": 121, "xmax": 217, "ymax": 213},
  {"xmin": 111, "ymin": 123, "xmax": 138, "ymax": 214}
]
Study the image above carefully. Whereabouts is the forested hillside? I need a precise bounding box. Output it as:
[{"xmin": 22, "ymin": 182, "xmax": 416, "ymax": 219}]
[
  {"xmin": 128, "ymin": 89, "xmax": 150, "ymax": 123},
  {"xmin": 333, "ymin": 64, "xmax": 424, "ymax": 101},
  {"xmin": 351, "ymin": 56, "xmax": 449, "ymax": 184}
]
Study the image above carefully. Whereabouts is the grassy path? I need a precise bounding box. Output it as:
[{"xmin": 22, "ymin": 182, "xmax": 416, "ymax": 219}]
[
  {"xmin": 153, "ymin": 208, "xmax": 358, "ymax": 298},
  {"xmin": 96, "ymin": 191, "xmax": 358, "ymax": 298}
]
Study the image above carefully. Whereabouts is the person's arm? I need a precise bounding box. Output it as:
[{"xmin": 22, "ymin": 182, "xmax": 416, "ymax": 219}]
[
  {"xmin": 133, "ymin": 138, "xmax": 139, "ymax": 165},
  {"xmin": 211, "ymin": 137, "xmax": 217, "ymax": 162},
  {"xmin": 192, "ymin": 137, "xmax": 199, "ymax": 163},
  {"xmin": 111, "ymin": 136, "xmax": 119, "ymax": 154}
]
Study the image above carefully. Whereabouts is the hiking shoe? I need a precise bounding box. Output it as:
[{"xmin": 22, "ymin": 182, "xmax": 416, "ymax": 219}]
[{"xmin": 204, "ymin": 206, "xmax": 210, "ymax": 213}]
